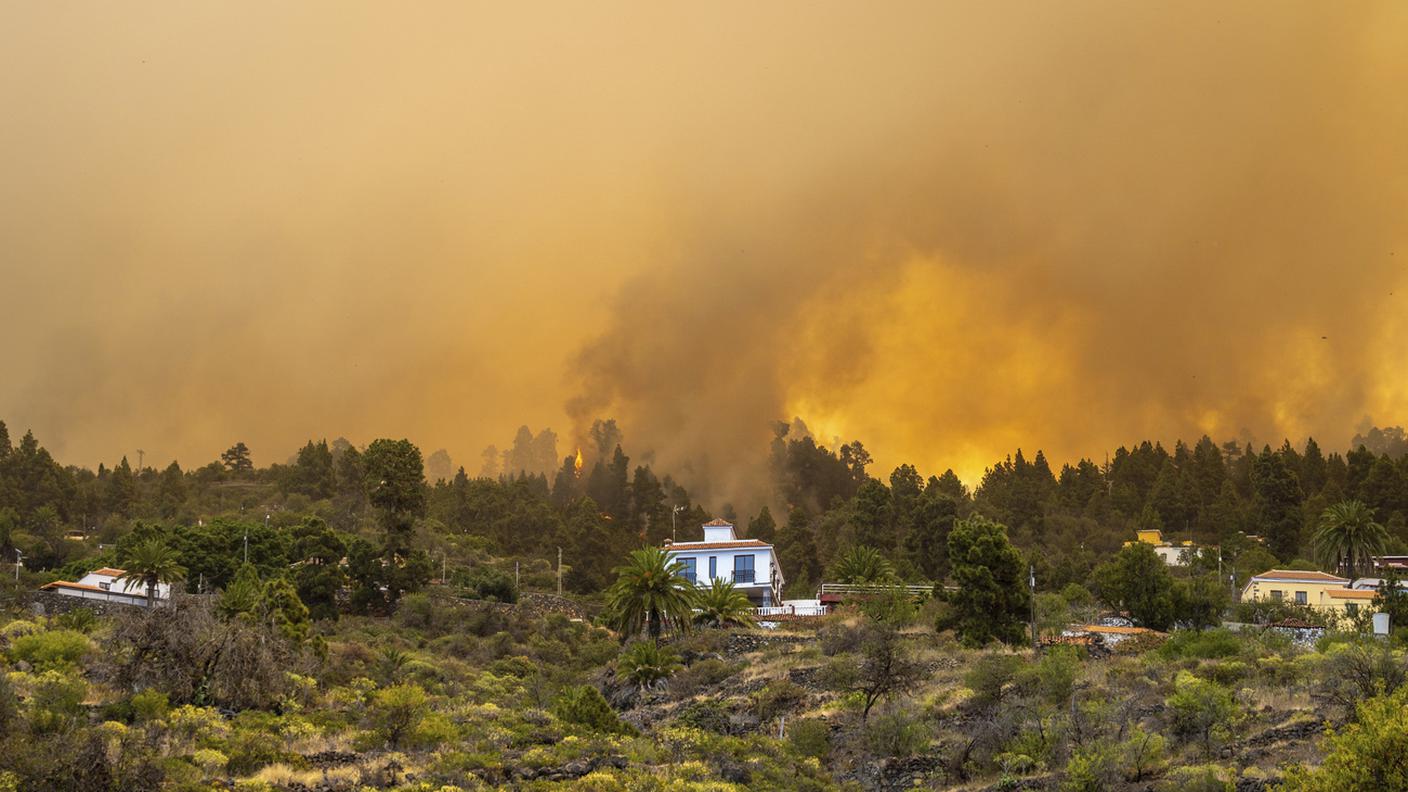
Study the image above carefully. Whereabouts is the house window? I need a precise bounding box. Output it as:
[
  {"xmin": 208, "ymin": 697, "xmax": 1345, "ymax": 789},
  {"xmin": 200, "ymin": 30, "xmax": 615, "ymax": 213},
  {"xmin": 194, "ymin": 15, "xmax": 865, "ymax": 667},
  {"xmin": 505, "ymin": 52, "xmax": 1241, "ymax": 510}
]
[
  {"xmin": 681, "ymin": 558, "xmax": 696, "ymax": 584},
  {"xmin": 709, "ymin": 556, "xmax": 717, "ymax": 580},
  {"xmin": 1270, "ymin": 590, "xmax": 1283, "ymax": 601},
  {"xmin": 734, "ymin": 555, "xmax": 755, "ymax": 583},
  {"xmin": 1295, "ymin": 591, "xmax": 1307, "ymax": 605},
  {"xmin": 98, "ymin": 582, "xmax": 110, "ymax": 591}
]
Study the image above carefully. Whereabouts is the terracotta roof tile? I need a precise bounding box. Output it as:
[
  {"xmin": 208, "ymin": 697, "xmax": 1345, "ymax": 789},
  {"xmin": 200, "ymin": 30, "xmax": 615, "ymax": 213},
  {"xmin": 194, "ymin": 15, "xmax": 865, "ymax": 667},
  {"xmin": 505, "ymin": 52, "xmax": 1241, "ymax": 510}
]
[
  {"xmin": 702, "ymin": 518, "xmax": 734, "ymax": 527},
  {"xmin": 665, "ymin": 540, "xmax": 769, "ymax": 551},
  {"xmin": 90, "ymin": 567, "xmax": 126, "ymax": 577},
  {"xmin": 1251, "ymin": 569, "xmax": 1349, "ymax": 583},
  {"xmin": 1325, "ymin": 589, "xmax": 1377, "ymax": 600}
]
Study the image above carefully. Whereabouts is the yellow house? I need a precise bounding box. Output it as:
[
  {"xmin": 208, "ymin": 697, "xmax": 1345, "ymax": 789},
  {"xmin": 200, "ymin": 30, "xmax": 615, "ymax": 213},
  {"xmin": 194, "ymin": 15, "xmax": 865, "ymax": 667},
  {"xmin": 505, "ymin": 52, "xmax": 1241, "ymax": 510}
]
[
  {"xmin": 1240, "ymin": 569, "xmax": 1372, "ymax": 614},
  {"xmin": 1125, "ymin": 528, "xmax": 1199, "ymax": 565}
]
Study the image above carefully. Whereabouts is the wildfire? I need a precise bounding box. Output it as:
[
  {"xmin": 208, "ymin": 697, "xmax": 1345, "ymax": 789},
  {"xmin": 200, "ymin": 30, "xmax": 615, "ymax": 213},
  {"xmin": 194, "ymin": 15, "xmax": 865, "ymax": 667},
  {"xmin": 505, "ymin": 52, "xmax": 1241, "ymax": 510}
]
[{"xmin": 573, "ymin": 447, "xmax": 584, "ymax": 475}]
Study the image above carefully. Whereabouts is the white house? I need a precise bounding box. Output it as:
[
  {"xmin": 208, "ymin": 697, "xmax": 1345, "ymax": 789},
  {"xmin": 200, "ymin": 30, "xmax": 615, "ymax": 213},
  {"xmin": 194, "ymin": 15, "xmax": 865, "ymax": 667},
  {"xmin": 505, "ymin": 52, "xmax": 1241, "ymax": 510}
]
[
  {"xmin": 40, "ymin": 567, "xmax": 170, "ymax": 607},
  {"xmin": 664, "ymin": 519, "xmax": 784, "ymax": 607}
]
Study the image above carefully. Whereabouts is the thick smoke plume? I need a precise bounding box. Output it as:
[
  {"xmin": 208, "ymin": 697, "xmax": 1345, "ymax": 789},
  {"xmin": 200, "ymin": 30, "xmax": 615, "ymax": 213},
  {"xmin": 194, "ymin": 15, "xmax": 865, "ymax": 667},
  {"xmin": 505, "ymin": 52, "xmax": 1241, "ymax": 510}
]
[{"xmin": 2, "ymin": 3, "xmax": 1406, "ymax": 510}]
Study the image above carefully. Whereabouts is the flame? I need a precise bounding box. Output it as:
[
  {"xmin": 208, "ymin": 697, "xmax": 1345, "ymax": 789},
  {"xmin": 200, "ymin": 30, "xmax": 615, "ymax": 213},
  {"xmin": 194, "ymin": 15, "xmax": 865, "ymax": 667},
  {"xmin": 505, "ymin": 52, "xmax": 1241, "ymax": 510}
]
[{"xmin": 573, "ymin": 447, "xmax": 584, "ymax": 474}]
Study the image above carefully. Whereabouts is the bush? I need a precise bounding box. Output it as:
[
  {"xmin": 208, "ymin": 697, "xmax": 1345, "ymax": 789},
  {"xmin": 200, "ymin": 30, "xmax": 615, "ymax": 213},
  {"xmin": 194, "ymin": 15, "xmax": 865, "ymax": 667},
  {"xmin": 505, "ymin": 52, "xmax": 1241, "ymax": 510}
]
[
  {"xmin": 367, "ymin": 683, "xmax": 429, "ymax": 748},
  {"xmin": 553, "ymin": 685, "xmax": 632, "ymax": 735},
  {"xmin": 865, "ymin": 705, "xmax": 929, "ymax": 758},
  {"xmin": 1166, "ymin": 671, "xmax": 1238, "ymax": 755},
  {"xmin": 52, "ymin": 608, "xmax": 97, "ymax": 634},
  {"xmin": 1278, "ymin": 686, "xmax": 1408, "ymax": 791},
  {"xmin": 752, "ymin": 678, "xmax": 806, "ymax": 721},
  {"xmin": 616, "ymin": 642, "xmax": 682, "ymax": 689},
  {"xmin": 818, "ymin": 620, "xmax": 865, "ymax": 656},
  {"xmin": 965, "ymin": 653, "xmax": 1024, "ymax": 709},
  {"xmin": 788, "ymin": 718, "xmax": 831, "ymax": 759},
  {"xmin": 8, "ymin": 629, "xmax": 92, "ymax": 670},
  {"xmin": 1061, "ymin": 742, "xmax": 1117, "ymax": 792},
  {"xmin": 131, "ymin": 689, "xmax": 169, "ymax": 722},
  {"xmin": 675, "ymin": 699, "xmax": 733, "ymax": 734},
  {"xmin": 460, "ymin": 566, "xmax": 518, "ymax": 603},
  {"xmin": 27, "ymin": 670, "xmax": 87, "ymax": 733},
  {"xmin": 1157, "ymin": 628, "xmax": 1242, "ymax": 660},
  {"xmin": 670, "ymin": 658, "xmax": 737, "ymax": 697}
]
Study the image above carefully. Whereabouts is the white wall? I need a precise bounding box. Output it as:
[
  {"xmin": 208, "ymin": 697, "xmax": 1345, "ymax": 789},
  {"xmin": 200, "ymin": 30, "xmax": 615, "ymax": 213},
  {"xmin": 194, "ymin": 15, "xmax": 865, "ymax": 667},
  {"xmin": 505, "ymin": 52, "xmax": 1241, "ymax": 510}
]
[{"xmin": 669, "ymin": 546, "xmax": 773, "ymax": 588}]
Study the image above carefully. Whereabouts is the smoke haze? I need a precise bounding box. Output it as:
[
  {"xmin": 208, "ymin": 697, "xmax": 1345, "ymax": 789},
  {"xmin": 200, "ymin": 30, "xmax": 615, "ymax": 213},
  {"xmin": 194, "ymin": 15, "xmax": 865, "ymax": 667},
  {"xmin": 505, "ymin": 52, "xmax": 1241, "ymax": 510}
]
[{"xmin": 3, "ymin": 3, "xmax": 1407, "ymax": 505}]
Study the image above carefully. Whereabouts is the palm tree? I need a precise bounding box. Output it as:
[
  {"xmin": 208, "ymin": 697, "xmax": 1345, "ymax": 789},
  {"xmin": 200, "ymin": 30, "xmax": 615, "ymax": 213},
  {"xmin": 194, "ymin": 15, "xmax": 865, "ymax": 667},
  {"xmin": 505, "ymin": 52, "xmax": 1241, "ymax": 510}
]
[
  {"xmin": 604, "ymin": 546, "xmax": 696, "ymax": 644},
  {"xmin": 829, "ymin": 545, "xmax": 896, "ymax": 584},
  {"xmin": 616, "ymin": 641, "xmax": 683, "ymax": 690},
  {"xmin": 693, "ymin": 579, "xmax": 757, "ymax": 628},
  {"xmin": 1313, "ymin": 500, "xmax": 1388, "ymax": 579},
  {"xmin": 117, "ymin": 538, "xmax": 186, "ymax": 607}
]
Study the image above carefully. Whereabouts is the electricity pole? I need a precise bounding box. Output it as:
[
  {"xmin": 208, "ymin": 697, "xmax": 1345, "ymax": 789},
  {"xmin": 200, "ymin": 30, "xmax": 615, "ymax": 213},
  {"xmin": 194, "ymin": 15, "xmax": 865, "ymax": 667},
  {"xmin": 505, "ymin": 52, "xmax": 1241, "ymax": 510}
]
[
  {"xmin": 13, "ymin": 550, "xmax": 22, "ymax": 582},
  {"xmin": 557, "ymin": 547, "xmax": 563, "ymax": 596},
  {"xmin": 672, "ymin": 505, "xmax": 686, "ymax": 542},
  {"xmin": 136, "ymin": 449, "xmax": 144, "ymax": 471},
  {"xmin": 1029, "ymin": 563, "xmax": 1038, "ymax": 650}
]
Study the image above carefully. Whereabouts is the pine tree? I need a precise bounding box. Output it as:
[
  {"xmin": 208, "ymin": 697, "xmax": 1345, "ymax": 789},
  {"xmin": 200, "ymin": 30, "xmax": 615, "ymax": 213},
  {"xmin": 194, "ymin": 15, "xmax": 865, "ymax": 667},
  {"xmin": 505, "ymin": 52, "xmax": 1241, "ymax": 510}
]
[
  {"xmin": 1251, "ymin": 446, "xmax": 1305, "ymax": 561},
  {"xmin": 775, "ymin": 507, "xmax": 820, "ymax": 594},
  {"xmin": 747, "ymin": 506, "xmax": 777, "ymax": 543}
]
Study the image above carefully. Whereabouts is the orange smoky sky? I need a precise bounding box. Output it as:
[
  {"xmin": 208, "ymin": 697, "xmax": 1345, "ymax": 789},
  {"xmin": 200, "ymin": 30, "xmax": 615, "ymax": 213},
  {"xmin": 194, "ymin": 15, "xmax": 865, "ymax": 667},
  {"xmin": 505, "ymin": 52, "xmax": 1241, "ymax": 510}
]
[{"xmin": 2, "ymin": 2, "xmax": 1407, "ymax": 504}]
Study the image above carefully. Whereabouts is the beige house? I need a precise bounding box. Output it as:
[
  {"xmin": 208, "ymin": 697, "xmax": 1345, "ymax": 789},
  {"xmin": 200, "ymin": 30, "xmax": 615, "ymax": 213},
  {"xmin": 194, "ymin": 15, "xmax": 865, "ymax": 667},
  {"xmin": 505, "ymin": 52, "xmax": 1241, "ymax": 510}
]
[{"xmin": 1240, "ymin": 569, "xmax": 1375, "ymax": 615}]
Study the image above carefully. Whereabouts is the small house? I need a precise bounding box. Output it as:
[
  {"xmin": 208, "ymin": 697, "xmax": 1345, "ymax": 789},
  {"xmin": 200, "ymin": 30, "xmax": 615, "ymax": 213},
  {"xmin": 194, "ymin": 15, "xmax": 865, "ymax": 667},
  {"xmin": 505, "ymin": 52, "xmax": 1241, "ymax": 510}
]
[
  {"xmin": 40, "ymin": 567, "xmax": 169, "ymax": 607},
  {"xmin": 663, "ymin": 519, "xmax": 784, "ymax": 607}
]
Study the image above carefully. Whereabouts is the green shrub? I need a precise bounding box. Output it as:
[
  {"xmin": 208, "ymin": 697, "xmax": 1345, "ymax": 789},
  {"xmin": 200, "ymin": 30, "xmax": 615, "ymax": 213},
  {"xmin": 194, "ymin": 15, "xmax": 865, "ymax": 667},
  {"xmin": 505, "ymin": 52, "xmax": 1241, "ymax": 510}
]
[
  {"xmin": 617, "ymin": 642, "xmax": 682, "ymax": 689},
  {"xmin": 1061, "ymin": 742, "xmax": 1117, "ymax": 792},
  {"xmin": 553, "ymin": 685, "xmax": 632, "ymax": 735},
  {"xmin": 27, "ymin": 670, "xmax": 86, "ymax": 734},
  {"xmin": 52, "ymin": 608, "xmax": 97, "ymax": 634},
  {"xmin": 1277, "ymin": 686, "xmax": 1408, "ymax": 791},
  {"xmin": 131, "ymin": 688, "xmax": 169, "ymax": 722},
  {"xmin": 675, "ymin": 699, "xmax": 733, "ymax": 734},
  {"xmin": 965, "ymin": 653, "xmax": 1024, "ymax": 708},
  {"xmin": 1157, "ymin": 629, "xmax": 1242, "ymax": 660},
  {"xmin": 670, "ymin": 658, "xmax": 738, "ymax": 696},
  {"xmin": 8, "ymin": 629, "xmax": 92, "ymax": 670},
  {"xmin": 368, "ymin": 683, "xmax": 429, "ymax": 748},
  {"xmin": 865, "ymin": 705, "xmax": 929, "ymax": 758},
  {"xmin": 753, "ymin": 678, "xmax": 806, "ymax": 721},
  {"xmin": 787, "ymin": 717, "xmax": 831, "ymax": 759},
  {"xmin": 460, "ymin": 565, "xmax": 518, "ymax": 603},
  {"xmin": 1166, "ymin": 671, "xmax": 1238, "ymax": 755}
]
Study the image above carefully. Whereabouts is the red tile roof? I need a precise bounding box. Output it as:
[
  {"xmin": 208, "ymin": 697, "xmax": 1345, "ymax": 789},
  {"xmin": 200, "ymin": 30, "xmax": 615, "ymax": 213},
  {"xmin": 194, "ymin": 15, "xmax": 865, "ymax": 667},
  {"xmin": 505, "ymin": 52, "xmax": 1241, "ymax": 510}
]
[
  {"xmin": 1076, "ymin": 625, "xmax": 1166, "ymax": 636},
  {"xmin": 666, "ymin": 540, "xmax": 770, "ymax": 551},
  {"xmin": 1325, "ymin": 589, "xmax": 1377, "ymax": 600},
  {"xmin": 1251, "ymin": 569, "xmax": 1349, "ymax": 583},
  {"xmin": 703, "ymin": 518, "xmax": 734, "ymax": 527},
  {"xmin": 41, "ymin": 581, "xmax": 125, "ymax": 594},
  {"xmin": 90, "ymin": 567, "xmax": 126, "ymax": 577}
]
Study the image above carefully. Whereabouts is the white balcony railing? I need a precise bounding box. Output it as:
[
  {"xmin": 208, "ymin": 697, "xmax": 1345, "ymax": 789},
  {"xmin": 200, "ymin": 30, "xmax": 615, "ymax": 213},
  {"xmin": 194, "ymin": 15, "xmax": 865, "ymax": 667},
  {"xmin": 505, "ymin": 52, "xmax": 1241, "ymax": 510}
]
[{"xmin": 751, "ymin": 604, "xmax": 828, "ymax": 617}]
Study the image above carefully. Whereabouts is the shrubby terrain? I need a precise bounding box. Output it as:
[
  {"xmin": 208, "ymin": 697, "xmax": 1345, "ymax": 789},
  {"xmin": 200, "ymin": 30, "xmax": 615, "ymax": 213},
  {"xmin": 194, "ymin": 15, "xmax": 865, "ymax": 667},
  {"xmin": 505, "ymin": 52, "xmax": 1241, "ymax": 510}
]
[{"xmin": 3, "ymin": 417, "xmax": 1408, "ymax": 789}]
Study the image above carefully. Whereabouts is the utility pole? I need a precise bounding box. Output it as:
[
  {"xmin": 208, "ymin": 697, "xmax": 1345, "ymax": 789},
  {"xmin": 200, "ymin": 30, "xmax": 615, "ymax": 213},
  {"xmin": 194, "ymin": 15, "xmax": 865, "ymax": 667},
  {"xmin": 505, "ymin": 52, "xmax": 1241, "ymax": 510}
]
[
  {"xmin": 672, "ymin": 505, "xmax": 686, "ymax": 542},
  {"xmin": 1029, "ymin": 563, "xmax": 1038, "ymax": 650},
  {"xmin": 13, "ymin": 550, "xmax": 22, "ymax": 582},
  {"xmin": 515, "ymin": 561, "xmax": 520, "ymax": 591},
  {"xmin": 557, "ymin": 547, "xmax": 563, "ymax": 596},
  {"xmin": 136, "ymin": 449, "xmax": 144, "ymax": 471}
]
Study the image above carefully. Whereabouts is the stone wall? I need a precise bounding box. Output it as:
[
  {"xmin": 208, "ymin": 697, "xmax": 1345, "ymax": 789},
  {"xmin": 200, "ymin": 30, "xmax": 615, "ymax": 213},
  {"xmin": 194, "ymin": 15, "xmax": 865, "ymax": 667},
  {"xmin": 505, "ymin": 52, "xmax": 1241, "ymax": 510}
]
[{"xmin": 27, "ymin": 589, "xmax": 149, "ymax": 618}]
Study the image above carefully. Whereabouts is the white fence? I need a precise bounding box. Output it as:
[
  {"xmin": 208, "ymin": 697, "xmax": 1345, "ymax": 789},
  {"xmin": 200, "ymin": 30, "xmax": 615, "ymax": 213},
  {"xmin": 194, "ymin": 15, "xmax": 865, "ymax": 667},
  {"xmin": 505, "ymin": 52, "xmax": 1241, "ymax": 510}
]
[
  {"xmin": 751, "ymin": 604, "xmax": 829, "ymax": 617},
  {"xmin": 818, "ymin": 583, "xmax": 938, "ymax": 597}
]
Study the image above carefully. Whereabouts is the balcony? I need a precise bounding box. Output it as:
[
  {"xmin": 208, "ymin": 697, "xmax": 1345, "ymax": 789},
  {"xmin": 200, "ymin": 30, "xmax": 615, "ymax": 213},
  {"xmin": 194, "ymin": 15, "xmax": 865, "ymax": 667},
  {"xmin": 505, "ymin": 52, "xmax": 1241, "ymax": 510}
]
[{"xmin": 733, "ymin": 569, "xmax": 755, "ymax": 584}]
